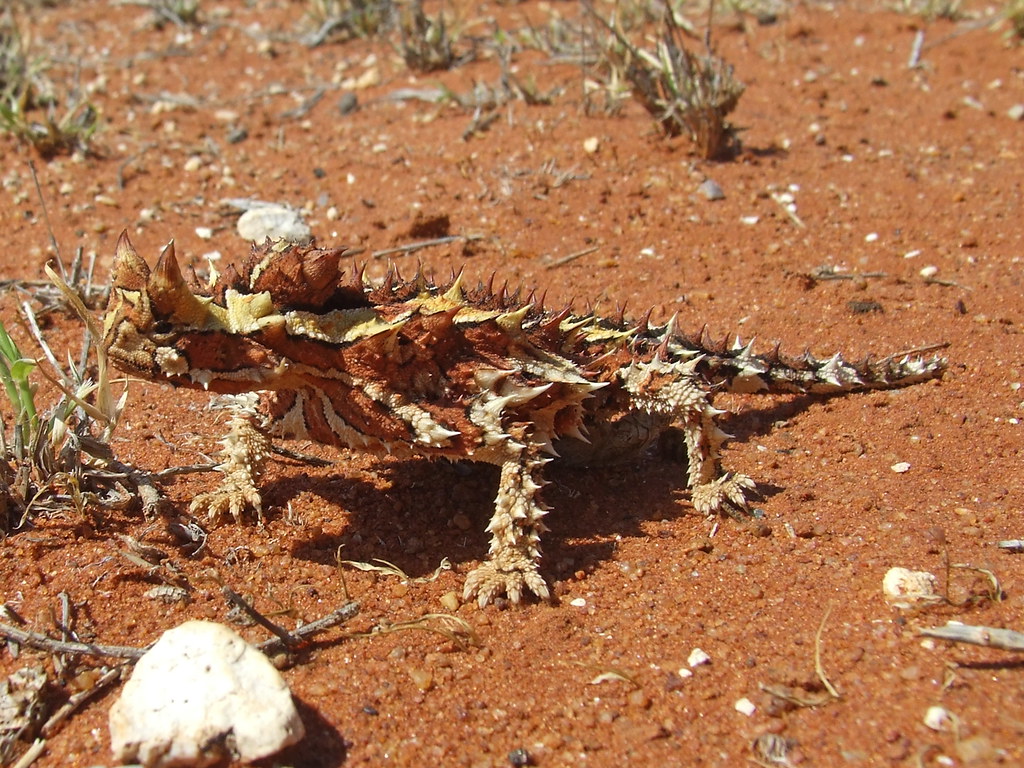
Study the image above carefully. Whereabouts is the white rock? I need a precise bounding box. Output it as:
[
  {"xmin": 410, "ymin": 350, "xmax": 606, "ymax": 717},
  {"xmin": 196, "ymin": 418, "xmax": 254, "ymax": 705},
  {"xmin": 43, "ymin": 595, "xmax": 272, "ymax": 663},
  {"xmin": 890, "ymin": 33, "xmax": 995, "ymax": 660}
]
[
  {"xmin": 923, "ymin": 705, "xmax": 954, "ymax": 731},
  {"xmin": 109, "ymin": 621, "xmax": 304, "ymax": 767},
  {"xmin": 236, "ymin": 205, "xmax": 311, "ymax": 244},
  {"xmin": 882, "ymin": 567, "xmax": 940, "ymax": 606},
  {"xmin": 890, "ymin": 461, "xmax": 911, "ymax": 473},
  {"xmin": 687, "ymin": 647, "xmax": 711, "ymax": 668},
  {"xmin": 698, "ymin": 179, "xmax": 725, "ymax": 201},
  {"xmin": 734, "ymin": 697, "xmax": 756, "ymax": 716}
]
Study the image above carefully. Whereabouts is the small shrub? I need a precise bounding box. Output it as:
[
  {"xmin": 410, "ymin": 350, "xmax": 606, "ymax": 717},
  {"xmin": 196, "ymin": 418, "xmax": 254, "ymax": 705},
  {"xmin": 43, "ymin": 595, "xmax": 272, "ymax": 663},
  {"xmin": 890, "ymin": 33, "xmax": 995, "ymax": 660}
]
[
  {"xmin": 0, "ymin": 267, "xmax": 129, "ymax": 533},
  {"xmin": 596, "ymin": 9, "xmax": 745, "ymax": 159},
  {"xmin": 0, "ymin": 10, "xmax": 99, "ymax": 157},
  {"xmin": 1006, "ymin": 0, "xmax": 1024, "ymax": 41},
  {"xmin": 398, "ymin": 0, "xmax": 466, "ymax": 72},
  {"xmin": 302, "ymin": 0, "xmax": 395, "ymax": 45}
]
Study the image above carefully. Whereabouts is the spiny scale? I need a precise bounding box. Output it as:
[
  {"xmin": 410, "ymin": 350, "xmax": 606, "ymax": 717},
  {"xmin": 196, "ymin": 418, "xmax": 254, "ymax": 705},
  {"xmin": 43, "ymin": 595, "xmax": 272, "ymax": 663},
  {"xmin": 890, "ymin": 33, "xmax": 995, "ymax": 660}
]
[{"xmin": 103, "ymin": 234, "xmax": 947, "ymax": 606}]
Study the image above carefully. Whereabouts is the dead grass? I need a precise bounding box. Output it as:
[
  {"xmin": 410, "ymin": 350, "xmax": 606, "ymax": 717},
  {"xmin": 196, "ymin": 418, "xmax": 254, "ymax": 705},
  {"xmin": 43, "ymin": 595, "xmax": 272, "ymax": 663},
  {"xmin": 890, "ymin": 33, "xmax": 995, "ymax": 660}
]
[
  {"xmin": 586, "ymin": 3, "xmax": 745, "ymax": 158},
  {"xmin": 0, "ymin": 8, "xmax": 99, "ymax": 158}
]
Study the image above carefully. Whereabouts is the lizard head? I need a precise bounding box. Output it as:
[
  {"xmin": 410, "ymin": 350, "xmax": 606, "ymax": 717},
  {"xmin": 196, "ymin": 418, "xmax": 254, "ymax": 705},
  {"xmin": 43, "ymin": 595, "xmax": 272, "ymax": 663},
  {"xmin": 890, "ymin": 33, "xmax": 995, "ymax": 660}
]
[{"xmin": 103, "ymin": 231, "xmax": 279, "ymax": 392}]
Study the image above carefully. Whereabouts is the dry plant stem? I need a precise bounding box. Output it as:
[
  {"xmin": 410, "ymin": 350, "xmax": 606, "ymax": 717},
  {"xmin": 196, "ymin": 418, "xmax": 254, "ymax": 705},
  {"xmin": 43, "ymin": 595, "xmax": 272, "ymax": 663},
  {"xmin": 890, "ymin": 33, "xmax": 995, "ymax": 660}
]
[
  {"xmin": 367, "ymin": 235, "xmax": 473, "ymax": 259},
  {"xmin": 40, "ymin": 665, "xmax": 124, "ymax": 737},
  {"xmin": 9, "ymin": 739, "xmax": 45, "ymax": 768},
  {"xmin": 814, "ymin": 604, "xmax": 841, "ymax": 699},
  {"xmin": 0, "ymin": 622, "xmax": 147, "ymax": 660},
  {"xmin": 545, "ymin": 245, "xmax": 600, "ymax": 269},
  {"xmin": 921, "ymin": 624, "xmax": 1024, "ymax": 652},
  {"xmin": 256, "ymin": 601, "xmax": 361, "ymax": 655},
  {"xmin": 219, "ymin": 583, "xmax": 302, "ymax": 649}
]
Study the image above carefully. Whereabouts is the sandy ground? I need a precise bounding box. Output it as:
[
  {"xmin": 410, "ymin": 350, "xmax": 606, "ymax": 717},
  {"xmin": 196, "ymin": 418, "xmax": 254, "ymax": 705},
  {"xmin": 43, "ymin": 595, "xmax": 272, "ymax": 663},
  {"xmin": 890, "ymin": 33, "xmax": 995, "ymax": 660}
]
[{"xmin": 0, "ymin": 1, "xmax": 1022, "ymax": 766}]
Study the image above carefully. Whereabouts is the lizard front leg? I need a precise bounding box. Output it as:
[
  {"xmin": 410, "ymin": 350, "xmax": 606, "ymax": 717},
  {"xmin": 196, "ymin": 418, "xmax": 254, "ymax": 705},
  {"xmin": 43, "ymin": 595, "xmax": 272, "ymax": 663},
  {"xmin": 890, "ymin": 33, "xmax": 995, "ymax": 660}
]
[
  {"xmin": 463, "ymin": 441, "xmax": 552, "ymax": 608},
  {"xmin": 190, "ymin": 394, "xmax": 272, "ymax": 524}
]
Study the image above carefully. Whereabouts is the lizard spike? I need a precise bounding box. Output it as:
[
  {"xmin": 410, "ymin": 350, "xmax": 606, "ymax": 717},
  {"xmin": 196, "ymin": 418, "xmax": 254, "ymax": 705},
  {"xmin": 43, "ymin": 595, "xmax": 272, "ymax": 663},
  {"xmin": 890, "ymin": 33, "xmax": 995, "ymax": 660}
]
[
  {"xmin": 655, "ymin": 327, "xmax": 673, "ymax": 358},
  {"xmin": 355, "ymin": 261, "xmax": 369, "ymax": 289},
  {"xmin": 560, "ymin": 423, "xmax": 591, "ymax": 444},
  {"xmin": 152, "ymin": 241, "xmax": 187, "ymax": 294},
  {"xmin": 112, "ymin": 230, "xmax": 151, "ymax": 289},
  {"xmin": 443, "ymin": 271, "xmax": 466, "ymax": 303},
  {"xmin": 735, "ymin": 337, "xmax": 757, "ymax": 358},
  {"xmin": 612, "ymin": 302, "xmax": 628, "ymax": 326},
  {"xmin": 414, "ymin": 263, "xmax": 428, "ymax": 294},
  {"xmin": 497, "ymin": 305, "xmax": 531, "ymax": 333},
  {"xmin": 504, "ymin": 382, "xmax": 553, "ymax": 406},
  {"xmin": 698, "ymin": 324, "xmax": 716, "ymax": 351},
  {"xmin": 582, "ymin": 349, "xmax": 619, "ymax": 370},
  {"xmin": 381, "ymin": 268, "xmax": 396, "ymax": 294},
  {"xmin": 663, "ymin": 312, "xmax": 679, "ymax": 339},
  {"xmin": 474, "ymin": 368, "xmax": 515, "ymax": 391},
  {"xmin": 541, "ymin": 305, "xmax": 573, "ymax": 333},
  {"xmin": 637, "ymin": 308, "xmax": 654, "ymax": 333},
  {"xmin": 150, "ymin": 241, "xmax": 211, "ymax": 325}
]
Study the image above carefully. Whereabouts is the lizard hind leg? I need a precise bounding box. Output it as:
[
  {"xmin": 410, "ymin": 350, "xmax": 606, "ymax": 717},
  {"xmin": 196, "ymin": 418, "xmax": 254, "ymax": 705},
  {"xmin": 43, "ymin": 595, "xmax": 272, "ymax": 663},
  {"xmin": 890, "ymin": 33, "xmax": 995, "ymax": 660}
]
[
  {"xmin": 190, "ymin": 393, "xmax": 273, "ymax": 524},
  {"xmin": 463, "ymin": 442, "xmax": 553, "ymax": 608},
  {"xmin": 622, "ymin": 357, "xmax": 757, "ymax": 518}
]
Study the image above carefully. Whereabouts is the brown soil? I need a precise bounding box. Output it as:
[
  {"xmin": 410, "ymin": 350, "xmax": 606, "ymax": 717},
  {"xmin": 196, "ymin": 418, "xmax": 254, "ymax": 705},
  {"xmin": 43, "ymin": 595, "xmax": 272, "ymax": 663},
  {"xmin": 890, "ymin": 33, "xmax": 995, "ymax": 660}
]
[{"xmin": 1, "ymin": 1, "xmax": 1022, "ymax": 766}]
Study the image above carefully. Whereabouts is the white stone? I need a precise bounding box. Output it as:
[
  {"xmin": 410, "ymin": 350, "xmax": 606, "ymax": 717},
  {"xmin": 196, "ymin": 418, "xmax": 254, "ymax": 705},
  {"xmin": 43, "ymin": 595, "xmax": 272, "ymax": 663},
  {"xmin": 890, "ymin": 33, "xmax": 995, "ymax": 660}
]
[
  {"xmin": 923, "ymin": 705, "xmax": 954, "ymax": 731},
  {"xmin": 882, "ymin": 567, "xmax": 939, "ymax": 606},
  {"xmin": 236, "ymin": 205, "xmax": 311, "ymax": 244},
  {"xmin": 687, "ymin": 647, "xmax": 711, "ymax": 668},
  {"xmin": 890, "ymin": 461, "xmax": 911, "ymax": 473},
  {"xmin": 109, "ymin": 621, "xmax": 304, "ymax": 767},
  {"xmin": 734, "ymin": 697, "xmax": 756, "ymax": 716}
]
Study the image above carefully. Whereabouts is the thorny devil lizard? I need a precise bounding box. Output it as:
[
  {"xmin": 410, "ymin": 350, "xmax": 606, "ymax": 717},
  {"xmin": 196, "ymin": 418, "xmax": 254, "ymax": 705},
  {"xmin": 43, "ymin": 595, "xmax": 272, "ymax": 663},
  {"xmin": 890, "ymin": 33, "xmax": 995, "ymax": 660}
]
[{"xmin": 103, "ymin": 233, "xmax": 946, "ymax": 606}]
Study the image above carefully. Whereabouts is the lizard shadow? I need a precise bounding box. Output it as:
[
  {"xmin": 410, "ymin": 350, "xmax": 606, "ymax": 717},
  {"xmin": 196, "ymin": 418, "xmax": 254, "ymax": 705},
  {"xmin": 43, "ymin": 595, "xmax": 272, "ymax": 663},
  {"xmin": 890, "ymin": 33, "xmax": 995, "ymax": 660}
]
[
  {"xmin": 282, "ymin": 455, "xmax": 677, "ymax": 585},
  {"xmin": 282, "ymin": 395, "xmax": 829, "ymax": 583},
  {"xmin": 257, "ymin": 696, "xmax": 346, "ymax": 768}
]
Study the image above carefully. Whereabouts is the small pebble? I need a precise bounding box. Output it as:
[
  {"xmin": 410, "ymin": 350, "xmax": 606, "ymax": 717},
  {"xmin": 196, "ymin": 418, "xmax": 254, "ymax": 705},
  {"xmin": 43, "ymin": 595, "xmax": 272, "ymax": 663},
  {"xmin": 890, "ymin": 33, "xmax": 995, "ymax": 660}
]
[
  {"xmin": 439, "ymin": 591, "xmax": 460, "ymax": 612},
  {"xmin": 919, "ymin": 265, "xmax": 939, "ymax": 278},
  {"xmin": 582, "ymin": 136, "xmax": 600, "ymax": 154},
  {"xmin": 923, "ymin": 705, "xmax": 954, "ymax": 732},
  {"xmin": 194, "ymin": 227, "xmax": 213, "ymax": 240},
  {"xmin": 183, "ymin": 156, "xmax": 202, "ymax": 173},
  {"xmin": 237, "ymin": 205, "xmax": 311, "ymax": 244},
  {"xmin": 698, "ymin": 179, "xmax": 725, "ymax": 201},
  {"xmin": 408, "ymin": 667, "xmax": 433, "ymax": 692},
  {"xmin": 890, "ymin": 462, "xmax": 911, "ymax": 473},
  {"xmin": 569, "ymin": 597, "xmax": 587, "ymax": 608},
  {"xmin": 338, "ymin": 92, "xmax": 359, "ymax": 115},
  {"xmin": 883, "ymin": 567, "xmax": 939, "ymax": 605},
  {"xmin": 864, "ymin": 232, "xmax": 879, "ymax": 242},
  {"xmin": 734, "ymin": 698, "xmax": 756, "ymax": 716},
  {"xmin": 687, "ymin": 648, "xmax": 711, "ymax": 668},
  {"xmin": 1007, "ymin": 104, "xmax": 1024, "ymax": 121},
  {"xmin": 226, "ymin": 126, "xmax": 248, "ymax": 144}
]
